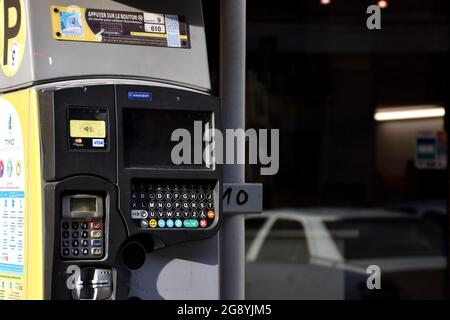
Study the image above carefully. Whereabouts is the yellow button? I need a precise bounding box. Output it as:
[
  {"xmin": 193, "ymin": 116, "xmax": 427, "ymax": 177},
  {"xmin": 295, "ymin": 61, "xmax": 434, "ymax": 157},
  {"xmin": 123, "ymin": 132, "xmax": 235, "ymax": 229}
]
[
  {"xmin": 149, "ymin": 219, "xmax": 157, "ymax": 228},
  {"xmin": 70, "ymin": 120, "xmax": 106, "ymax": 138},
  {"xmin": 91, "ymin": 230, "xmax": 103, "ymax": 238}
]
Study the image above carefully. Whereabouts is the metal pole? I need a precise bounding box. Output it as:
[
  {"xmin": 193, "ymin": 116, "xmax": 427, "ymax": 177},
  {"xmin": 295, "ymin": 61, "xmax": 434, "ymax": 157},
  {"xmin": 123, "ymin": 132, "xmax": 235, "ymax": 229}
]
[{"xmin": 220, "ymin": 0, "xmax": 246, "ymax": 300}]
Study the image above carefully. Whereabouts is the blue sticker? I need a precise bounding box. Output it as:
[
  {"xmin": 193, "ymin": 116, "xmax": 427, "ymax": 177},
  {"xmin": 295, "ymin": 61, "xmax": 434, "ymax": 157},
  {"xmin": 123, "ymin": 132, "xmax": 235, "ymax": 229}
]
[
  {"xmin": 128, "ymin": 92, "xmax": 153, "ymax": 101},
  {"xmin": 60, "ymin": 11, "xmax": 84, "ymax": 37}
]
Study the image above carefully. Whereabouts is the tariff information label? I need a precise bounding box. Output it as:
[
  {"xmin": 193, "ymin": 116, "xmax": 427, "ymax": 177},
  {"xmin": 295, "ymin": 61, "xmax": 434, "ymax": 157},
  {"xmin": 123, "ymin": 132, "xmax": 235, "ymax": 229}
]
[
  {"xmin": 0, "ymin": 99, "xmax": 25, "ymax": 300},
  {"xmin": 51, "ymin": 5, "xmax": 190, "ymax": 48}
]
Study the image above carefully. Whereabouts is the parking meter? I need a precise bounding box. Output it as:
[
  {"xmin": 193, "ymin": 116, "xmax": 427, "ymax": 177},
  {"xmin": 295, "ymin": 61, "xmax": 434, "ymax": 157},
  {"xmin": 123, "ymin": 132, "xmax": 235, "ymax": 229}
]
[{"xmin": 0, "ymin": 0, "xmax": 221, "ymax": 300}]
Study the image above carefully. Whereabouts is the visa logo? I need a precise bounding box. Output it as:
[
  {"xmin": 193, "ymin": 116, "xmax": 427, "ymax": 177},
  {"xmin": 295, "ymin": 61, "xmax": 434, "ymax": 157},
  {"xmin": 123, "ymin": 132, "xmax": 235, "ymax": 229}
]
[
  {"xmin": 92, "ymin": 139, "xmax": 105, "ymax": 148},
  {"xmin": 128, "ymin": 92, "xmax": 152, "ymax": 101}
]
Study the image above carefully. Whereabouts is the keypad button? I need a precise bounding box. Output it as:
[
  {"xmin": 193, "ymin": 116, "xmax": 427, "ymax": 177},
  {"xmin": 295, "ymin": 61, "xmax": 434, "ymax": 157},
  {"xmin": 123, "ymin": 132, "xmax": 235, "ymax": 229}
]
[
  {"xmin": 181, "ymin": 192, "xmax": 189, "ymax": 200},
  {"xmin": 166, "ymin": 220, "xmax": 174, "ymax": 228},
  {"xmin": 90, "ymin": 221, "xmax": 102, "ymax": 230},
  {"xmin": 206, "ymin": 193, "xmax": 213, "ymax": 200},
  {"xmin": 158, "ymin": 219, "xmax": 166, "ymax": 228},
  {"xmin": 92, "ymin": 239, "xmax": 103, "ymax": 248},
  {"xmin": 174, "ymin": 201, "xmax": 181, "ymax": 209},
  {"xmin": 62, "ymin": 249, "xmax": 70, "ymax": 256},
  {"xmin": 173, "ymin": 192, "xmax": 180, "ymax": 200},
  {"xmin": 190, "ymin": 202, "xmax": 198, "ymax": 209},
  {"xmin": 131, "ymin": 202, "xmax": 138, "ymax": 209},
  {"xmin": 198, "ymin": 193, "xmax": 206, "ymax": 201},
  {"xmin": 182, "ymin": 202, "xmax": 189, "ymax": 209},
  {"xmin": 156, "ymin": 192, "xmax": 164, "ymax": 200},
  {"xmin": 72, "ymin": 231, "xmax": 79, "ymax": 238},
  {"xmin": 199, "ymin": 202, "xmax": 206, "ymax": 210},
  {"xmin": 192, "ymin": 211, "xmax": 199, "ymax": 219},
  {"xmin": 156, "ymin": 201, "xmax": 164, "ymax": 209},
  {"xmin": 190, "ymin": 193, "xmax": 197, "ymax": 200},
  {"xmin": 81, "ymin": 240, "xmax": 89, "ymax": 247},
  {"xmin": 81, "ymin": 222, "xmax": 89, "ymax": 230},
  {"xmin": 148, "ymin": 201, "xmax": 156, "ymax": 209},
  {"xmin": 92, "ymin": 248, "xmax": 102, "ymax": 256},
  {"xmin": 149, "ymin": 211, "xmax": 156, "ymax": 218},
  {"xmin": 148, "ymin": 193, "xmax": 156, "ymax": 200},
  {"xmin": 207, "ymin": 202, "xmax": 214, "ymax": 210},
  {"xmin": 157, "ymin": 211, "xmax": 165, "ymax": 218},
  {"xmin": 72, "ymin": 249, "xmax": 80, "ymax": 256},
  {"xmin": 184, "ymin": 220, "xmax": 199, "ymax": 228},
  {"xmin": 165, "ymin": 192, "xmax": 172, "ymax": 200},
  {"xmin": 200, "ymin": 220, "xmax": 208, "ymax": 228},
  {"xmin": 63, "ymin": 240, "xmax": 70, "ymax": 247},
  {"xmin": 207, "ymin": 211, "xmax": 216, "ymax": 219},
  {"xmin": 81, "ymin": 231, "xmax": 89, "ymax": 238},
  {"xmin": 91, "ymin": 230, "xmax": 102, "ymax": 238},
  {"xmin": 199, "ymin": 211, "xmax": 207, "ymax": 219},
  {"xmin": 183, "ymin": 211, "xmax": 190, "ymax": 218},
  {"xmin": 141, "ymin": 219, "xmax": 149, "ymax": 228},
  {"xmin": 165, "ymin": 202, "xmax": 173, "ymax": 209},
  {"xmin": 71, "ymin": 222, "xmax": 79, "ymax": 230},
  {"xmin": 62, "ymin": 231, "xmax": 70, "ymax": 239},
  {"xmin": 82, "ymin": 249, "xmax": 89, "ymax": 256},
  {"xmin": 166, "ymin": 211, "xmax": 174, "ymax": 218},
  {"xmin": 62, "ymin": 222, "xmax": 70, "ymax": 230},
  {"xmin": 174, "ymin": 211, "xmax": 182, "ymax": 219},
  {"xmin": 72, "ymin": 240, "xmax": 79, "ymax": 247}
]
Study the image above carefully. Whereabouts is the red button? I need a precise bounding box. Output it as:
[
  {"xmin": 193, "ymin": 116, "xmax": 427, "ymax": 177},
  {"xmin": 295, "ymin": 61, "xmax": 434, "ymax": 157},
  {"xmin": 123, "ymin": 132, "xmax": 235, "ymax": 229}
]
[
  {"xmin": 200, "ymin": 220, "xmax": 207, "ymax": 228},
  {"xmin": 90, "ymin": 221, "xmax": 102, "ymax": 230}
]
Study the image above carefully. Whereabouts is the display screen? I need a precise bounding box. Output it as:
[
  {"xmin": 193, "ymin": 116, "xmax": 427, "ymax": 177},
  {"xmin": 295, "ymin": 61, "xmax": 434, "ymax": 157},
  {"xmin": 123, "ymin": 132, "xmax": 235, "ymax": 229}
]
[
  {"xmin": 123, "ymin": 109, "xmax": 213, "ymax": 168},
  {"xmin": 70, "ymin": 197, "xmax": 97, "ymax": 213}
]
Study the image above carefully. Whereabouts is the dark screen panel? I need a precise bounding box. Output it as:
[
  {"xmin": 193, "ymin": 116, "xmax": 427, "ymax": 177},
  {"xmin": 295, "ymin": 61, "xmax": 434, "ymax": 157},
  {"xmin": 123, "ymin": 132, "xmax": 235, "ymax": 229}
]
[{"xmin": 123, "ymin": 109, "xmax": 212, "ymax": 168}]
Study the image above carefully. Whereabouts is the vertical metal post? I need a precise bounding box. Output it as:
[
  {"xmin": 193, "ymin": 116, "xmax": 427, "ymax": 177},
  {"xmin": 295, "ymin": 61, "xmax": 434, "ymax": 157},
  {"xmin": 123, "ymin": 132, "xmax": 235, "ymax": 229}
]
[{"xmin": 220, "ymin": 0, "xmax": 246, "ymax": 300}]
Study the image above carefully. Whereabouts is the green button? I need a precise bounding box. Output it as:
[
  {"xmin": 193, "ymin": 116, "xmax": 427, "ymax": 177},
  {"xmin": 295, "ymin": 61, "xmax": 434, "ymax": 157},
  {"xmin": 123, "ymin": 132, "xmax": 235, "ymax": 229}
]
[{"xmin": 183, "ymin": 220, "xmax": 199, "ymax": 228}]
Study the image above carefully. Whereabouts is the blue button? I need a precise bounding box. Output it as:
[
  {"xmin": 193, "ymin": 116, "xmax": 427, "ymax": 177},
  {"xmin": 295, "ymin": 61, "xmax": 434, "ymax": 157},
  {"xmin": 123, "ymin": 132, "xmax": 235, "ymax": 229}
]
[
  {"xmin": 158, "ymin": 219, "xmax": 166, "ymax": 228},
  {"xmin": 166, "ymin": 219, "xmax": 174, "ymax": 228},
  {"xmin": 91, "ymin": 240, "xmax": 102, "ymax": 247},
  {"xmin": 175, "ymin": 219, "xmax": 183, "ymax": 228}
]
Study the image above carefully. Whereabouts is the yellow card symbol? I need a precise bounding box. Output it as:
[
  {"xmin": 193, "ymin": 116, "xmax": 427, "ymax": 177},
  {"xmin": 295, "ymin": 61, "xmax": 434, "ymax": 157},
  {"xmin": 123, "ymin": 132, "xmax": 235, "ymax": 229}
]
[{"xmin": 0, "ymin": 0, "xmax": 26, "ymax": 77}]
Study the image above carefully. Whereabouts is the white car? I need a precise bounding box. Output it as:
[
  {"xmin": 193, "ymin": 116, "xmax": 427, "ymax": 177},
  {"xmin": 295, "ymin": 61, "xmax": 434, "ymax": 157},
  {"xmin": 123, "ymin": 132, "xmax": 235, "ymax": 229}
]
[{"xmin": 245, "ymin": 208, "xmax": 447, "ymax": 300}]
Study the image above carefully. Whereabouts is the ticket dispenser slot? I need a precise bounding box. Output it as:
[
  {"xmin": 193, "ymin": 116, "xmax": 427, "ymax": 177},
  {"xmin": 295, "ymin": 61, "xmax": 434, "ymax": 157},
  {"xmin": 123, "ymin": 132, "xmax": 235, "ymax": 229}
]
[{"xmin": 61, "ymin": 195, "xmax": 105, "ymax": 259}]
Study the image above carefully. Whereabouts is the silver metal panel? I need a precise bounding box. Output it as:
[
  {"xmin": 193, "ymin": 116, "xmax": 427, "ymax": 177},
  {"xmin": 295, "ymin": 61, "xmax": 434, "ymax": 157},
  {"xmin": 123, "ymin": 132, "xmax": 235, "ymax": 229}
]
[
  {"xmin": 1, "ymin": 0, "xmax": 211, "ymax": 92},
  {"xmin": 128, "ymin": 235, "xmax": 220, "ymax": 300}
]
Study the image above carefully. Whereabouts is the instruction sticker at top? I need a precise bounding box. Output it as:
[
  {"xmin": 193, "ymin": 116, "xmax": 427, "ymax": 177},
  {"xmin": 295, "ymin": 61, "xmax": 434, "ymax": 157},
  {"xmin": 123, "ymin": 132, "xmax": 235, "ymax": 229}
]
[{"xmin": 51, "ymin": 5, "xmax": 190, "ymax": 49}]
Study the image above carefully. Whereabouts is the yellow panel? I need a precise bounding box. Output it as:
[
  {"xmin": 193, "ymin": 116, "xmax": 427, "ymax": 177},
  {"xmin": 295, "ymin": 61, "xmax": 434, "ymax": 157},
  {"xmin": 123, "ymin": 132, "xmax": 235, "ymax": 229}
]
[
  {"xmin": 0, "ymin": 89, "xmax": 44, "ymax": 300},
  {"xmin": 70, "ymin": 120, "xmax": 106, "ymax": 138}
]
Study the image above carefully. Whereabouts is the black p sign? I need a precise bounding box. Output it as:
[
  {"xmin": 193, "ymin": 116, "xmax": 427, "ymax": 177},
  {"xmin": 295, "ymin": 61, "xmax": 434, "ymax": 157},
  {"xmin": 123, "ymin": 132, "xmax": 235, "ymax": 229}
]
[{"xmin": 1, "ymin": 0, "xmax": 25, "ymax": 77}]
